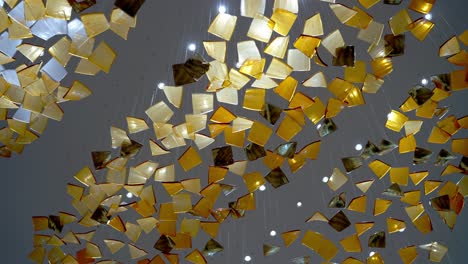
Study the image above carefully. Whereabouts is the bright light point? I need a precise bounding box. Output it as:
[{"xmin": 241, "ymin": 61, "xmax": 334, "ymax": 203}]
[
  {"xmin": 157, "ymin": 82, "xmax": 165, "ymax": 89},
  {"xmin": 236, "ymin": 62, "xmax": 242, "ymax": 68},
  {"xmin": 369, "ymin": 251, "xmax": 376, "ymax": 257},
  {"xmin": 425, "ymin": 13, "xmax": 432, "ymax": 20},
  {"xmin": 421, "ymin": 78, "xmax": 428, "ymax": 85},
  {"xmin": 316, "ymin": 124, "xmax": 322, "ymax": 129},
  {"xmin": 259, "ymin": 185, "xmax": 266, "ymax": 191},
  {"xmin": 387, "ymin": 112, "xmax": 393, "ymax": 119},
  {"xmin": 218, "ymin": 5, "xmax": 226, "ymax": 13},
  {"xmin": 322, "ymin": 177, "xmax": 329, "ymax": 183},
  {"xmin": 126, "ymin": 192, "xmax": 133, "ymax": 198},
  {"xmin": 355, "ymin": 144, "xmax": 363, "ymax": 151},
  {"xmin": 297, "ymin": 201, "xmax": 303, "ymax": 207},
  {"xmin": 244, "ymin": 256, "xmax": 251, "ymax": 262},
  {"xmin": 188, "ymin": 43, "xmax": 196, "ymax": 51},
  {"xmin": 270, "ymin": 230, "xmax": 277, "ymax": 237}
]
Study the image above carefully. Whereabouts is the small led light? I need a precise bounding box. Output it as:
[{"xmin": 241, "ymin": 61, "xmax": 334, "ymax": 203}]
[
  {"xmin": 157, "ymin": 82, "xmax": 165, "ymax": 89},
  {"xmin": 236, "ymin": 62, "xmax": 242, "ymax": 68},
  {"xmin": 259, "ymin": 185, "xmax": 266, "ymax": 191},
  {"xmin": 387, "ymin": 112, "xmax": 393, "ymax": 119},
  {"xmin": 244, "ymin": 256, "xmax": 252, "ymax": 262},
  {"xmin": 369, "ymin": 251, "xmax": 376, "ymax": 257},
  {"xmin": 316, "ymin": 124, "xmax": 322, "ymax": 129},
  {"xmin": 126, "ymin": 192, "xmax": 133, "ymax": 198},
  {"xmin": 218, "ymin": 5, "xmax": 226, "ymax": 13},
  {"xmin": 355, "ymin": 144, "xmax": 363, "ymax": 151},
  {"xmin": 322, "ymin": 177, "xmax": 329, "ymax": 183},
  {"xmin": 297, "ymin": 201, "xmax": 302, "ymax": 207},
  {"xmin": 188, "ymin": 43, "xmax": 197, "ymax": 51},
  {"xmin": 270, "ymin": 230, "xmax": 277, "ymax": 236},
  {"xmin": 424, "ymin": 13, "xmax": 432, "ymax": 20},
  {"xmin": 421, "ymin": 78, "xmax": 428, "ymax": 85}
]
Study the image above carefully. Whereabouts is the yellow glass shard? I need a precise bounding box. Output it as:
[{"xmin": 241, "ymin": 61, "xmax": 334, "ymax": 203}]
[
  {"xmin": 409, "ymin": 0, "xmax": 435, "ymax": 14},
  {"xmin": 17, "ymin": 44, "xmax": 44, "ymax": 63},
  {"xmin": 270, "ymin": 8, "xmax": 297, "ymax": 36},
  {"xmin": 252, "ymin": 75, "xmax": 277, "ymax": 89},
  {"xmin": 368, "ymin": 160, "xmax": 391, "ymax": 179},
  {"xmin": 208, "ymin": 13, "xmax": 237, "ymax": 41},
  {"xmin": 274, "ymin": 0, "xmax": 298, "ymax": 13},
  {"xmin": 367, "ymin": 252, "xmax": 384, "ymax": 264},
  {"xmin": 327, "ymin": 168, "xmax": 348, "ymax": 191},
  {"xmin": 180, "ymin": 218, "xmax": 200, "ymax": 237},
  {"xmin": 146, "ymin": 101, "xmax": 173, "ymax": 123},
  {"xmin": 185, "ymin": 114, "xmax": 207, "ymax": 133},
  {"xmin": 108, "ymin": 216, "xmax": 126, "ymax": 232},
  {"xmin": 247, "ymin": 121, "xmax": 272, "ymax": 146},
  {"xmin": 172, "ymin": 193, "xmax": 192, "ymax": 213},
  {"xmin": 8, "ymin": 19, "xmax": 32, "ymax": 39},
  {"xmin": 243, "ymin": 172, "xmax": 266, "ymax": 193},
  {"xmin": 236, "ymin": 193, "xmax": 256, "ymax": 210},
  {"xmin": 345, "ymin": 61, "xmax": 366, "ymax": 83},
  {"xmin": 306, "ymin": 211, "xmax": 328, "ymax": 222},
  {"xmin": 301, "ymin": 230, "xmax": 338, "ymax": 261},
  {"xmin": 409, "ymin": 18, "xmax": 434, "ymax": 41},
  {"xmin": 387, "ymin": 218, "xmax": 406, "ymax": 233},
  {"xmin": 243, "ymin": 88, "xmax": 265, "ymax": 111},
  {"xmin": 208, "ymin": 123, "xmax": 228, "ymax": 138},
  {"xmin": 322, "ymin": 30, "xmax": 345, "ymax": 56},
  {"xmin": 163, "ymin": 86, "xmax": 183, "ymax": 108},
  {"xmin": 373, "ymin": 198, "xmax": 392, "ymax": 216},
  {"xmin": 355, "ymin": 222, "xmax": 374, "ymax": 236},
  {"xmin": 239, "ymin": 59, "xmax": 265, "ymax": 79},
  {"xmin": 401, "ymin": 190, "xmax": 421, "ymax": 206},
  {"xmin": 298, "ymin": 141, "xmax": 321, "ymax": 160},
  {"xmin": 281, "ymin": 230, "xmax": 300, "ymax": 247},
  {"xmin": 447, "ymin": 50, "xmax": 468, "ymax": 66},
  {"xmin": 390, "ymin": 167, "xmax": 409, "ymax": 186},
  {"xmin": 237, "ymin": 40, "xmax": 261, "ymax": 65},
  {"xmin": 200, "ymin": 221, "xmax": 220, "ymax": 238},
  {"xmin": 75, "ymin": 58, "xmax": 101, "ymax": 76},
  {"xmin": 439, "ymin": 36, "xmax": 460, "ymax": 57},
  {"xmin": 178, "ymin": 146, "xmax": 202, "ymax": 172},
  {"xmin": 49, "ymin": 37, "xmax": 71, "ymax": 66},
  {"xmin": 404, "ymin": 120, "xmax": 423, "ymax": 136},
  {"xmin": 203, "ymin": 41, "xmax": 226, "ymax": 62},
  {"xmin": 185, "ymin": 249, "xmax": 207, "ymax": 264},
  {"xmin": 303, "ymin": 71, "xmax": 327, "ymax": 87},
  {"xmin": 355, "ymin": 180, "xmax": 374, "ymax": 193},
  {"xmin": 345, "ymin": 6, "xmax": 372, "ymax": 29},
  {"xmin": 459, "ymin": 30, "xmax": 468, "ymax": 46},
  {"xmin": 340, "ymin": 233, "xmax": 361, "ymax": 253},
  {"xmin": 451, "ymin": 69, "xmax": 468, "ymax": 90},
  {"xmin": 81, "ymin": 13, "xmax": 109, "ymax": 38},
  {"xmin": 428, "ymin": 126, "xmax": 451, "ymax": 144},
  {"xmin": 303, "ymin": 13, "xmax": 323, "ymax": 36},
  {"xmin": 224, "ymin": 126, "xmax": 245, "ymax": 148},
  {"xmin": 293, "ymin": 35, "xmax": 320, "ymax": 58},
  {"xmin": 210, "ymin": 106, "xmax": 236, "ymax": 123},
  {"xmin": 136, "ymin": 217, "xmax": 157, "ymax": 234},
  {"xmin": 263, "ymin": 151, "xmax": 285, "ymax": 170},
  {"xmin": 104, "ymin": 239, "xmax": 125, "ymax": 254},
  {"xmin": 389, "ymin": 8, "xmax": 412, "ymax": 35},
  {"xmin": 232, "ymin": 117, "xmax": 253, "ymax": 132},
  {"xmin": 265, "ymin": 58, "xmax": 293, "ymax": 79},
  {"xmin": 126, "ymin": 117, "xmax": 148, "ymax": 134},
  {"xmin": 386, "ymin": 110, "xmax": 408, "ymax": 132},
  {"xmin": 358, "ymin": 0, "xmax": 379, "ymax": 9},
  {"xmin": 357, "ymin": 20, "xmax": 384, "ymax": 45},
  {"xmin": 303, "ymin": 97, "xmax": 326, "ymax": 124},
  {"xmin": 399, "ymin": 134, "xmax": 416, "ymax": 153},
  {"xmin": 128, "ymin": 244, "xmax": 147, "ymax": 259},
  {"xmin": 45, "ymin": 0, "xmax": 71, "ymax": 19},
  {"xmin": 149, "ymin": 140, "xmax": 169, "ymax": 156},
  {"xmin": 371, "ymin": 57, "xmax": 393, "ymax": 78},
  {"xmin": 276, "ymin": 115, "xmax": 302, "ymax": 141},
  {"xmin": 274, "ymin": 76, "xmax": 297, "ymax": 101},
  {"xmin": 362, "ymin": 74, "xmax": 384, "ymax": 93},
  {"xmin": 348, "ymin": 195, "xmax": 367, "ymax": 213},
  {"xmin": 85, "ymin": 242, "xmax": 102, "ymax": 259},
  {"xmin": 74, "ymin": 167, "xmax": 95, "ymax": 186},
  {"xmin": 88, "ymin": 41, "xmax": 116, "ymax": 73},
  {"xmin": 289, "ymin": 92, "xmax": 314, "ymax": 109},
  {"xmin": 399, "ymin": 246, "xmax": 418, "ymax": 264},
  {"xmin": 405, "ymin": 203, "xmax": 425, "ymax": 221},
  {"xmin": 330, "ymin": 4, "xmax": 357, "ymax": 23},
  {"xmin": 264, "ymin": 36, "xmax": 289, "ymax": 58},
  {"xmin": 441, "ymin": 164, "xmax": 463, "ymax": 176},
  {"xmin": 247, "ymin": 14, "xmax": 273, "ymax": 43},
  {"xmin": 452, "ymin": 138, "xmax": 468, "ymax": 156}
]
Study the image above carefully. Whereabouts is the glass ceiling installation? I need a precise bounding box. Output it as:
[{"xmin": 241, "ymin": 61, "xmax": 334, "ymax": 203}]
[{"xmin": 0, "ymin": 0, "xmax": 466, "ymax": 263}]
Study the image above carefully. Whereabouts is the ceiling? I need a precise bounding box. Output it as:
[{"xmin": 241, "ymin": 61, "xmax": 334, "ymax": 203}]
[{"xmin": 2, "ymin": 0, "xmax": 467, "ymax": 263}]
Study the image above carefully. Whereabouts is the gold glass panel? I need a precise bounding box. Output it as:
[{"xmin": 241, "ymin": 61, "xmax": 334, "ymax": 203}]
[
  {"xmin": 399, "ymin": 134, "xmax": 416, "ymax": 153},
  {"xmin": 347, "ymin": 195, "xmax": 367, "ymax": 213},
  {"xmin": 178, "ymin": 147, "xmax": 202, "ymax": 172},
  {"xmin": 355, "ymin": 180, "xmax": 374, "ymax": 193},
  {"xmin": 301, "ymin": 231, "xmax": 338, "ymax": 261},
  {"xmin": 373, "ymin": 198, "xmax": 392, "ymax": 216},
  {"xmin": 203, "ymin": 41, "xmax": 226, "ymax": 62},
  {"xmin": 345, "ymin": 61, "xmax": 366, "ymax": 83},
  {"xmin": 303, "ymin": 71, "xmax": 327, "ymax": 87},
  {"xmin": 264, "ymin": 36, "xmax": 289, "ymax": 58},
  {"xmin": 239, "ymin": 58, "xmax": 265, "ymax": 79},
  {"xmin": 345, "ymin": 6, "xmax": 372, "ymax": 29},
  {"xmin": 371, "ymin": 57, "xmax": 393, "ymax": 78},
  {"xmin": 303, "ymin": 97, "xmax": 326, "ymax": 124},
  {"xmin": 387, "ymin": 218, "xmax": 406, "ymax": 233},
  {"xmin": 389, "ymin": 8, "xmax": 411, "ymax": 35},
  {"xmin": 293, "ymin": 35, "xmax": 320, "ymax": 58},
  {"xmin": 224, "ymin": 126, "xmax": 245, "ymax": 148},
  {"xmin": 247, "ymin": 121, "xmax": 272, "ymax": 146},
  {"xmin": 303, "ymin": 13, "xmax": 323, "ymax": 36},
  {"xmin": 340, "ymin": 233, "xmax": 361, "ymax": 253},
  {"xmin": 322, "ymin": 30, "xmax": 345, "ymax": 56},
  {"xmin": 409, "ymin": 18, "xmax": 434, "ymax": 41},
  {"xmin": 390, "ymin": 167, "xmax": 409, "ymax": 186},
  {"xmin": 330, "ymin": 4, "xmax": 357, "ymax": 23},
  {"xmin": 185, "ymin": 249, "xmax": 207, "ymax": 264},
  {"xmin": 362, "ymin": 74, "xmax": 384, "ymax": 93},
  {"xmin": 386, "ymin": 110, "xmax": 408, "ymax": 132},
  {"xmin": 368, "ymin": 159, "xmax": 391, "ymax": 179},
  {"xmin": 271, "ymin": 8, "xmax": 297, "ymax": 36},
  {"xmin": 401, "ymin": 190, "xmax": 421, "ymax": 206},
  {"xmin": 281, "ymin": 230, "xmax": 300, "ymax": 247},
  {"xmin": 243, "ymin": 88, "xmax": 265, "ymax": 111},
  {"xmin": 287, "ymin": 49, "xmax": 310, "ymax": 71},
  {"xmin": 409, "ymin": 0, "xmax": 435, "ymax": 14},
  {"xmin": 355, "ymin": 222, "xmax": 374, "ymax": 236},
  {"xmin": 399, "ymin": 246, "xmax": 418, "ymax": 264},
  {"xmin": 327, "ymin": 168, "xmax": 348, "ymax": 191},
  {"xmin": 274, "ymin": 76, "xmax": 297, "ymax": 101},
  {"xmin": 88, "ymin": 41, "xmax": 116, "ymax": 73},
  {"xmin": 265, "ymin": 58, "xmax": 293, "ymax": 79},
  {"xmin": 243, "ymin": 172, "xmax": 265, "ymax": 193},
  {"xmin": 172, "ymin": 193, "xmax": 192, "ymax": 213},
  {"xmin": 439, "ymin": 36, "xmax": 460, "ymax": 57},
  {"xmin": 163, "ymin": 86, "xmax": 183, "ymax": 108},
  {"xmin": 247, "ymin": 14, "xmax": 273, "ymax": 43},
  {"xmin": 276, "ymin": 115, "xmax": 302, "ymax": 141},
  {"xmin": 208, "ymin": 13, "xmax": 237, "ymax": 41}
]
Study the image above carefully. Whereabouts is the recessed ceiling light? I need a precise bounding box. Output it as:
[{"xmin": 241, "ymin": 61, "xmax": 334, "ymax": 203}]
[
  {"xmin": 316, "ymin": 124, "xmax": 322, "ymax": 129},
  {"xmin": 355, "ymin": 144, "xmax": 363, "ymax": 151},
  {"xmin": 126, "ymin": 192, "xmax": 133, "ymax": 198},
  {"xmin": 297, "ymin": 201, "xmax": 302, "ymax": 207},
  {"xmin": 270, "ymin": 230, "xmax": 276, "ymax": 237},
  {"xmin": 244, "ymin": 255, "xmax": 252, "ymax": 262},
  {"xmin": 259, "ymin": 185, "xmax": 266, "ymax": 191},
  {"xmin": 218, "ymin": 5, "xmax": 226, "ymax": 13},
  {"xmin": 236, "ymin": 62, "xmax": 242, "ymax": 68},
  {"xmin": 369, "ymin": 251, "xmax": 376, "ymax": 257},
  {"xmin": 188, "ymin": 43, "xmax": 196, "ymax": 51},
  {"xmin": 322, "ymin": 177, "xmax": 329, "ymax": 183},
  {"xmin": 421, "ymin": 78, "xmax": 428, "ymax": 85},
  {"xmin": 424, "ymin": 13, "xmax": 432, "ymax": 20},
  {"xmin": 157, "ymin": 82, "xmax": 165, "ymax": 89}
]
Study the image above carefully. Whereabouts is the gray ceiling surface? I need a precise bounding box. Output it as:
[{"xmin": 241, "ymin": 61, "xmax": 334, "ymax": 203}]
[{"xmin": 2, "ymin": 0, "xmax": 468, "ymax": 263}]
